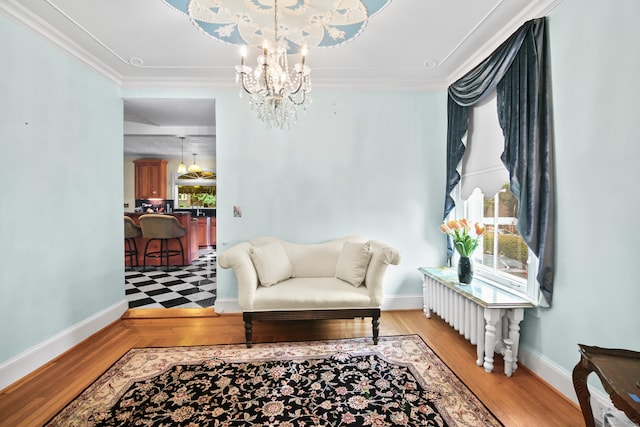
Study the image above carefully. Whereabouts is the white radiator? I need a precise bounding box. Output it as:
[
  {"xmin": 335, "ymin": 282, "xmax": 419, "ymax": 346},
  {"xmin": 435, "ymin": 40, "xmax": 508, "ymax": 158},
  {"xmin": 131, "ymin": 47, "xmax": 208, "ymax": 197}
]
[
  {"xmin": 422, "ymin": 273, "xmax": 518, "ymax": 376},
  {"xmin": 423, "ymin": 274, "xmax": 487, "ymax": 348}
]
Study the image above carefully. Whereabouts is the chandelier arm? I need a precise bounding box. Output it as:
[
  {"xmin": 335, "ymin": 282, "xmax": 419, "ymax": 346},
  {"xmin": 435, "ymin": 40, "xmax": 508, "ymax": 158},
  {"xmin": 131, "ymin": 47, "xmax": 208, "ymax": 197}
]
[
  {"xmin": 239, "ymin": 73, "xmax": 254, "ymax": 95},
  {"xmin": 287, "ymin": 90, "xmax": 308, "ymax": 106},
  {"xmin": 288, "ymin": 76, "xmax": 304, "ymax": 96}
]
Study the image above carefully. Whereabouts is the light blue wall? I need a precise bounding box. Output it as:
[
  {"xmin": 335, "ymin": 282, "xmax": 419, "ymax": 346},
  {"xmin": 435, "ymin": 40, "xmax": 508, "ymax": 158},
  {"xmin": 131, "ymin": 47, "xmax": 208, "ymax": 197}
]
[
  {"xmin": 121, "ymin": 88, "xmax": 449, "ymax": 303},
  {"xmin": 215, "ymin": 89, "xmax": 448, "ymax": 301},
  {"xmin": 519, "ymin": 0, "xmax": 640, "ymax": 372},
  {"xmin": 0, "ymin": 17, "xmax": 124, "ymax": 362}
]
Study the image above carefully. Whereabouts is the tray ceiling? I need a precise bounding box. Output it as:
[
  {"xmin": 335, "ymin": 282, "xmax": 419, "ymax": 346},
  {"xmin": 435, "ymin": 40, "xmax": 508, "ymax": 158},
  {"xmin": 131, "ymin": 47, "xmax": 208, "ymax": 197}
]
[{"xmin": 1, "ymin": 0, "xmax": 560, "ymax": 90}]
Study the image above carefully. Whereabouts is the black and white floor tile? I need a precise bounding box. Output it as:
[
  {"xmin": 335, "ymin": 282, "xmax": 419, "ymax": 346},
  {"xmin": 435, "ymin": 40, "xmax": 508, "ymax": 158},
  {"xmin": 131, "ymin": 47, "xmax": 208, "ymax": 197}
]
[{"xmin": 125, "ymin": 249, "xmax": 216, "ymax": 309}]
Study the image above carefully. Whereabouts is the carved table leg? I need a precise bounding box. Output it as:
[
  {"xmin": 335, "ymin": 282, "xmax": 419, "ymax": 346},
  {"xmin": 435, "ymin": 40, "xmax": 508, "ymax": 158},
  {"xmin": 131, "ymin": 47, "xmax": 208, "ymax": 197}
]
[
  {"xmin": 476, "ymin": 308, "xmax": 485, "ymax": 367},
  {"xmin": 506, "ymin": 308, "xmax": 524, "ymax": 375},
  {"xmin": 572, "ymin": 358, "xmax": 596, "ymax": 427},
  {"xmin": 483, "ymin": 308, "xmax": 504, "ymax": 373},
  {"xmin": 504, "ymin": 339, "xmax": 514, "ymax": 377}
]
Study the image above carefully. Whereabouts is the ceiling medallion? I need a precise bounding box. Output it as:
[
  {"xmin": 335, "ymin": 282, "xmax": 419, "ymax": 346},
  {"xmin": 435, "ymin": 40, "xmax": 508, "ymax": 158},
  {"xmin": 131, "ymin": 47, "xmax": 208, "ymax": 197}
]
[
  {"xmin": 164, "ymin": 0, "xmax": 392, "ymax": 51},
  {"xmin": 163, "ymin": 0, "xmax": 392, "ymax": 129}
]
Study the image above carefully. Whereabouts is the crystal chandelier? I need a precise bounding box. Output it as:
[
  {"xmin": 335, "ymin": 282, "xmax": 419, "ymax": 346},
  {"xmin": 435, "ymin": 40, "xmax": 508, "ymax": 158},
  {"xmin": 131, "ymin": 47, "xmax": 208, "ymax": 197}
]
[{"xmin": 235, "ymin": 0, "xmax": 311, "ymax": 130}]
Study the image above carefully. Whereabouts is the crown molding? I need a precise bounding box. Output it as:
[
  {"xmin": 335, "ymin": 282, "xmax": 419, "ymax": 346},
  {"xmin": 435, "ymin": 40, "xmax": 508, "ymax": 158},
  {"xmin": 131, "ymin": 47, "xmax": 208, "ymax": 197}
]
[
  {"xmin": 446, "ymin": 0, "xmax": 562, "ymax": 85},
  {"xmin": 119, "ymin": 76, "xmax": 235, "ymax": 90},
  {"xmin": 311, "ymin": 78, "xmax": 448, "ymax": 91},
  {"xmin": 0, "ymin": 0, "xmax": 123, "ymax": 85},
  {"xmin": 119, "ymin": 75, "xmax": 449, "ymax": 92}
]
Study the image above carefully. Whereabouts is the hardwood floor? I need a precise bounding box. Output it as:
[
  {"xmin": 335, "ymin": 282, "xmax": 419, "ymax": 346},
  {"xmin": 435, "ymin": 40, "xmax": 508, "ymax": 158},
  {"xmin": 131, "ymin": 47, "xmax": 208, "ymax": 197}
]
[{"xmin": 0, "ymin": 309, "xmax": 583, "ymax": 426}]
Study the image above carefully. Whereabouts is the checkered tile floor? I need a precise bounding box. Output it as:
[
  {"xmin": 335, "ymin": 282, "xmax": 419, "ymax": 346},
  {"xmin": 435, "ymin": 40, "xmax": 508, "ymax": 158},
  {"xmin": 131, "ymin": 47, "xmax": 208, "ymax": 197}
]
[{"xmin": 125, "ymin": 249, "xmax": 216, "ymax": 309}]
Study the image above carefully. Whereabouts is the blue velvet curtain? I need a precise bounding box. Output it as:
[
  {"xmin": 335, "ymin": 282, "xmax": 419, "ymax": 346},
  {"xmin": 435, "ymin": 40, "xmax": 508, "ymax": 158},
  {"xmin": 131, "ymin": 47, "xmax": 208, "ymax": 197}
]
[{"xmin": 443, "ymin": 18, "xmax": 555, "ymax": 305}]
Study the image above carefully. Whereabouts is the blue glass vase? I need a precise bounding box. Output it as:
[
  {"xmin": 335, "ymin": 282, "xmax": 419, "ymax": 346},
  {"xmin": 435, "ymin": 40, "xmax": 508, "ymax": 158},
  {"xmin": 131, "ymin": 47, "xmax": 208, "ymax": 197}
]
[{"xmin": 458, "ymin": 256, "xmax": 473, "ymax": 284}]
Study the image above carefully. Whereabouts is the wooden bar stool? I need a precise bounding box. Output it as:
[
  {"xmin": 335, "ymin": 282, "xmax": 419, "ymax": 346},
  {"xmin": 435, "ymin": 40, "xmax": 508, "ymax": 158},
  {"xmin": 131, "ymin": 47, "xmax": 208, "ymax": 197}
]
[
  {"xmin": 124, "ymin": 216, "xmax": 142, "ymax": 269},
  {"xmin": 139, "ymin": 214, "xmax": 186, "ymax": 271}
]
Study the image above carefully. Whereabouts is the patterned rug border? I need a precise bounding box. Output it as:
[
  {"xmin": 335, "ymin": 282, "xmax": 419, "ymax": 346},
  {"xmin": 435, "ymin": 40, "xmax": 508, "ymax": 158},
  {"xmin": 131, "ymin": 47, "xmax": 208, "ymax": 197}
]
[{"xmin": 48, "ymin": 335, "xmax": 504, "ymax": 426}]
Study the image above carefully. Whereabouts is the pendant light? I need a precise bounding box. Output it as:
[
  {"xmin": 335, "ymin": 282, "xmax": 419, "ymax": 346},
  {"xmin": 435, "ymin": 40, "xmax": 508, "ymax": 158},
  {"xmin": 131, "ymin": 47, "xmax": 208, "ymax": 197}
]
[
  {"xmin": 177, "ymin": 136, "xmax": 187, "ymax": 174},
  {"xmin": 188, "ymin": 153, "xmax": 202, "ymax": 173}
]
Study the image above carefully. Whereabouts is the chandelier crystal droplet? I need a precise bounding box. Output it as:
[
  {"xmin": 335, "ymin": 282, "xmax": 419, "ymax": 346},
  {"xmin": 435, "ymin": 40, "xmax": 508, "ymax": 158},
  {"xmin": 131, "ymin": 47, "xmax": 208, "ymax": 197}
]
[{"xmin": 234, "ymin": 0, "xmax": 311, "ymax": 130}]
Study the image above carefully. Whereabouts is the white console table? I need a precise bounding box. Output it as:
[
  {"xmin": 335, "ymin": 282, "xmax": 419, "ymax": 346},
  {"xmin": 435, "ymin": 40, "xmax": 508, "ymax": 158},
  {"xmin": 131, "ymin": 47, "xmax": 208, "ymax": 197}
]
[{"xmin": 419, "ymin": 267, "xmax": 534, "ymax": 376}]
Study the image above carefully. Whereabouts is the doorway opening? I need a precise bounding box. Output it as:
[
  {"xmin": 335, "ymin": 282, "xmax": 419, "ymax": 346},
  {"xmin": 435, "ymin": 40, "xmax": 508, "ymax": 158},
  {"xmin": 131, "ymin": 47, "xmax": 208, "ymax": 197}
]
[{"xmin": 123, "ymin": 98, "xmax": 217, "ymax": 309}]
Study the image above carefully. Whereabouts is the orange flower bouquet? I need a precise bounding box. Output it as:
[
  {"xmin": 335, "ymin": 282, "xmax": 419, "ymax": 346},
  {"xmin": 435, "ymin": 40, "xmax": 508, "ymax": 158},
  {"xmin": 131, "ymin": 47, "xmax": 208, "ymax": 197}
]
[{"xmin": 440, "ymin": 219, "xmax": 486, "ymax": 258}]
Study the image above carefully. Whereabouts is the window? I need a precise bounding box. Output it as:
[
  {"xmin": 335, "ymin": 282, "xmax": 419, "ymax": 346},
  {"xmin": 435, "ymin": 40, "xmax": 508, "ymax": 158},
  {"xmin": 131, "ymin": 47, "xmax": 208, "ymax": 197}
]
[
  {"xmin": 452, "ymin": 90, "xmax": 539, "ymax": 302},
  {"xmin": 457, "ymin": 185, "xmax": 538, "ymax": 301}
]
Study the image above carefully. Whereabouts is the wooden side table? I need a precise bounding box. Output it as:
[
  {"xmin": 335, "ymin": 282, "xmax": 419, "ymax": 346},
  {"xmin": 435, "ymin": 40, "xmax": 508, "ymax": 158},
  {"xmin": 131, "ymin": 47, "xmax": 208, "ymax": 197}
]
[{"xmin": 572, "ymin": 344, "xmax": 640, "ymax": 427}]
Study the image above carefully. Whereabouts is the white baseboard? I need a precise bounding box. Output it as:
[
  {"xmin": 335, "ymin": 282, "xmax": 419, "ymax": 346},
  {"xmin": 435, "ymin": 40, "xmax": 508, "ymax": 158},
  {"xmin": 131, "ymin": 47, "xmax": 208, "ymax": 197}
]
[
  {"xmin": 0, "ymin": 299, "xmax": 128, "ymax": 391},
  {"xmin": 213, "ymin": 299, "xmax": 242, "ymax": 314},
  {"xmin": 381, "ymin": 294, "xmax": 423, "ymax": 311},
  {"xmin": 518, "ymin": 345, "xmax": 611, "ymax": 425},
  {"xmin": 518, "ymin": 345, "xmax": 578, "ymax": 403}
]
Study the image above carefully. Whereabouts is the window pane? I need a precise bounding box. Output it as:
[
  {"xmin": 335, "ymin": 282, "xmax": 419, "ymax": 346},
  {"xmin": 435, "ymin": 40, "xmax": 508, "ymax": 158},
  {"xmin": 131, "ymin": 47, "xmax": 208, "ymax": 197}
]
[{"xmin": 481, "ymin": 185, "xmax": 528, "ymax": 280}]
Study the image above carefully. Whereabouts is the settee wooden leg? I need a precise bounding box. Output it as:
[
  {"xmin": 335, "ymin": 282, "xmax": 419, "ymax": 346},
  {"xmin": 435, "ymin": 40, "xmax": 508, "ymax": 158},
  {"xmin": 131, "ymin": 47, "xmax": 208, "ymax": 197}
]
[
  {"xmin": 244, "ymin": 321, "xmax": 253, "ymax": 348},
  {"xmin": 243, "ymin": 313, "xmax": 253, "ymax": 348},
  {"xmin": 372, "ymin": 312, "xmax": 380, "ymax": 345}
]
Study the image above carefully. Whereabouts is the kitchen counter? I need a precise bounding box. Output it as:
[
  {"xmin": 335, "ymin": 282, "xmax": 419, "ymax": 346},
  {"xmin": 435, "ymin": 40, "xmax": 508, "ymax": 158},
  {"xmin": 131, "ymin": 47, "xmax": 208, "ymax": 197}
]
[
  {"xmin": 174, "ymin": 208, "xmax": 216, "ymax": 217},
  {"xmin": 167, "ymin": 211, "xmax": 216, "ymax": 247},
  {"xmin": 125, "ymin": 212, "xmax": 199, "ymax": 267}
]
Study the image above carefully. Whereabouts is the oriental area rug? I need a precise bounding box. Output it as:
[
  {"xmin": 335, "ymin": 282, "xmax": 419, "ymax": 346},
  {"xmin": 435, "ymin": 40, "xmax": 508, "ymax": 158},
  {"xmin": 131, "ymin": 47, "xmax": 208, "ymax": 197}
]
[{"xmin": 47, "ymin": 335, "xmax": 502, "ymax": 426}]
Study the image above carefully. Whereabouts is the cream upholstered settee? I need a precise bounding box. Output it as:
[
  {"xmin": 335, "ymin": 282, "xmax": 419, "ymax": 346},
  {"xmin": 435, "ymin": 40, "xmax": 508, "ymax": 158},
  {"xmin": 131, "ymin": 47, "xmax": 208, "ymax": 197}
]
[{"xmin": 218, "ymin": 236, "xmax": 401, "ymax": 347}]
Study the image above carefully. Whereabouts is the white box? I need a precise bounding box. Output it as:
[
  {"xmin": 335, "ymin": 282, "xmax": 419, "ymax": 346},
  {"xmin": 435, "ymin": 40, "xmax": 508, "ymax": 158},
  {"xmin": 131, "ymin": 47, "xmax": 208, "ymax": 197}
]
[{"xmin": 603, "ymin": 407, "xmax": 636, "ymax": 427}]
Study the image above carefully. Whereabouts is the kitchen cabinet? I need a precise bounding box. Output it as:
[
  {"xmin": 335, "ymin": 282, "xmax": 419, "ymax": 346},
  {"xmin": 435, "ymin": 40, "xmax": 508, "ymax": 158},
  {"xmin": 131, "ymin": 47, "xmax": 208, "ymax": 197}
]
[
  {"xmin": 196, "ymin": 217, "xmax": 217, "ymax": 247},
  {"xmin": 134, "ymin": 159, "xmax": 167, "ymax": 199},
  {"xmin": 197, "ymin": 217, "xmax": 210, "ymax": 247}
]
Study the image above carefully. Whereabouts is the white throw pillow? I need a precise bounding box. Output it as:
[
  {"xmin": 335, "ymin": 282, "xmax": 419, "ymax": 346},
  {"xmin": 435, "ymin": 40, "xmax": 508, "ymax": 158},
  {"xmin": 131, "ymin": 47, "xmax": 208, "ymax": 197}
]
[
  {"xmin": 249, "ymin": 241, "xmax": 294, "ymax": 287},
  {"xmin": 335, "ymin": 241, "xmax": 373, "ymax": 287}
]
